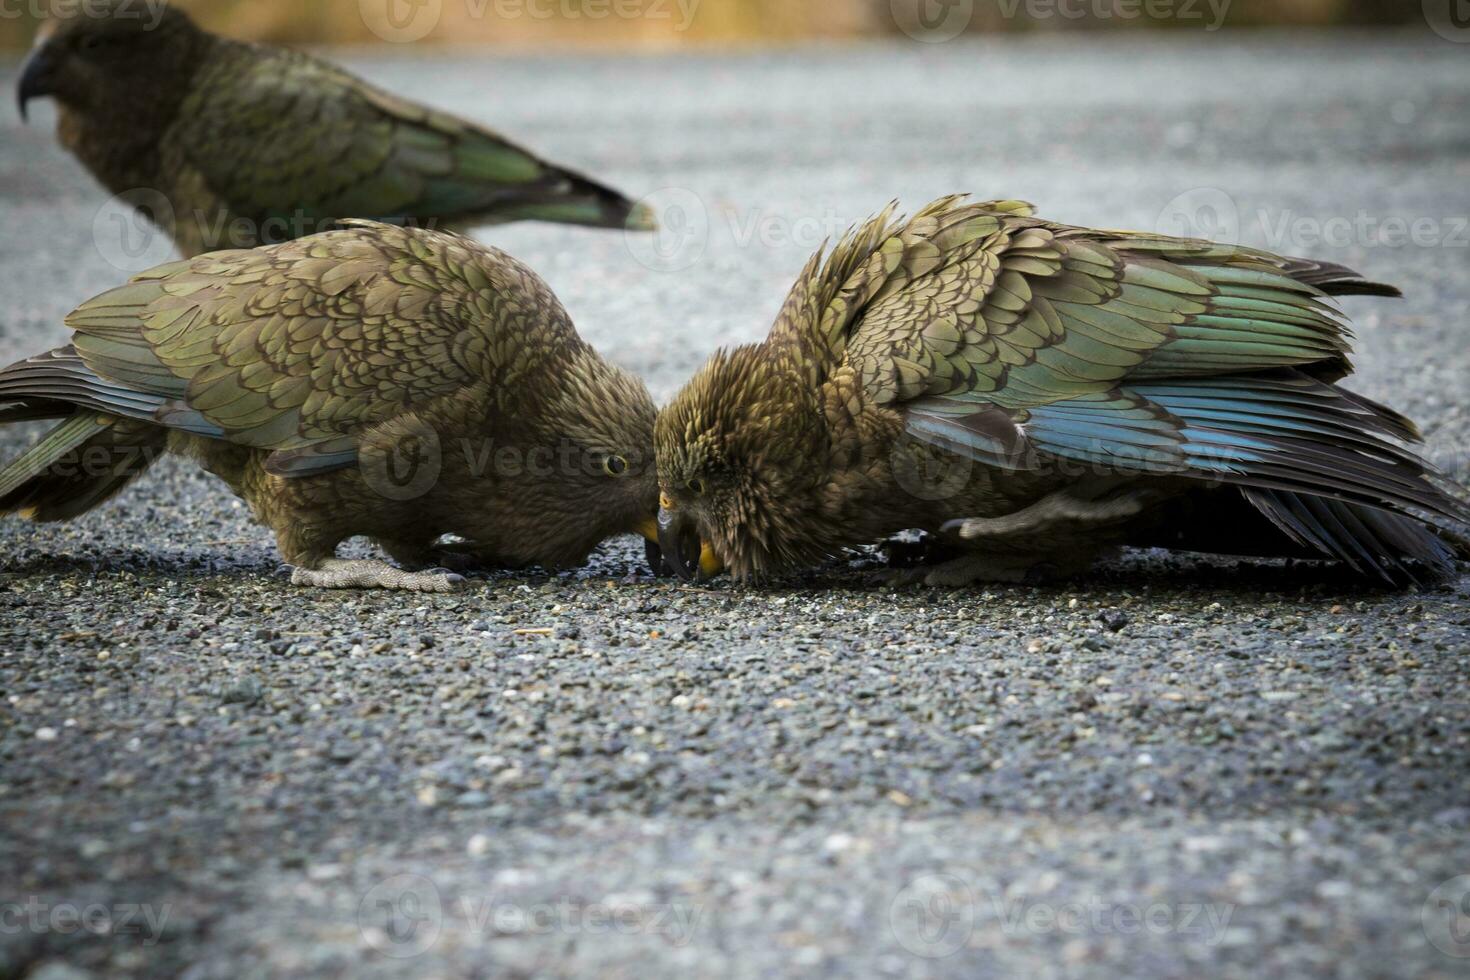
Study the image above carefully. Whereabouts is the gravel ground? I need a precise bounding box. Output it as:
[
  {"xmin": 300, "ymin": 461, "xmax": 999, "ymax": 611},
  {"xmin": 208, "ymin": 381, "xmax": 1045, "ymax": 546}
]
[{"xmin": 3, "ymin": 29, "xmax": 1470, "ymax": 980}]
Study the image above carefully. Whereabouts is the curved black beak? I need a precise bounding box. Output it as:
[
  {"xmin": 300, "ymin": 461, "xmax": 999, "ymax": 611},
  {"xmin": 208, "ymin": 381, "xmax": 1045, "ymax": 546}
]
[
  {"xmin": 644, "ymin": 537, "xmax": 672, "ymax": 578},
  {"xmin": 17, "ymin": 42, "xmax": 58, "ymax": 123},
  {"xmin": 656, "ymin": 503, "xmax": 704, "ymax": 582}
]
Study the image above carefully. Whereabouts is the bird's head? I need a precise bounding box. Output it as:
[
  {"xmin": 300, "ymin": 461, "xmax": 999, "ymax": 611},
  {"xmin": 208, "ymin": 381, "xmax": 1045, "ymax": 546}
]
[
  {"xmin": 18, "ymin": 1, "xmax": 203, "ymax": 123},
  {"xmin": 528, "ymin": 347, "xmax": 663, "ymax": 570},
  {"xmin": 652, "ymin": 344, "xmax": 833, "ymax": 582}
]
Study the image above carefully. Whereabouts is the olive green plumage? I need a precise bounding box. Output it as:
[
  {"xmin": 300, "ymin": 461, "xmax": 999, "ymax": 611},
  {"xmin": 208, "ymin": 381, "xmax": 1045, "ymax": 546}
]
[
  {"xmin": 0, "ymin": 223, "xmax": 658, "ymax": 591},
  {"xmin": 654, "ymin": 196, "xmax": 1469, "ymax": 586},
  {"xmin": 17, "ymin": 1, "xmax": 655, "ymax": 257}
]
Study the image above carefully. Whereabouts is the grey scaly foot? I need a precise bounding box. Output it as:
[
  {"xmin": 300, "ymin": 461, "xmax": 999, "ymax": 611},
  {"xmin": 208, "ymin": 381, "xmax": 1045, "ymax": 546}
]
[
  {"xmin": 290, "ymin": 559, "xmax": 465, "ymax": 593},
  {"xmin": 944, "ymin": 488, "xmax": 1155, "ymax": 542}
]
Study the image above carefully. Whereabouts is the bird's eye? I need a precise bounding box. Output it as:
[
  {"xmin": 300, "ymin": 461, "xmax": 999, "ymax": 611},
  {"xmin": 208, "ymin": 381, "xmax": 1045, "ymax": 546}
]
[
  {"xmin": 687, "ymin": 478, "xmax": 706, "ymax": 495},
  {"xmin": 603, "ymin": 455, "xmax": 629, "ymax": 477},
  {"xmin": 79, "ymin": 34, "xmax": 106, "ymax": 51}
]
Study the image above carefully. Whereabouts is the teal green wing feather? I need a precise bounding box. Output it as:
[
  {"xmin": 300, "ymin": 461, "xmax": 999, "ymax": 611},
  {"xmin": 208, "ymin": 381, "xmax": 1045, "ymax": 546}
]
[{"xmin": 828, "ymin": 204, "xmax": 1353, "ymax": 411}]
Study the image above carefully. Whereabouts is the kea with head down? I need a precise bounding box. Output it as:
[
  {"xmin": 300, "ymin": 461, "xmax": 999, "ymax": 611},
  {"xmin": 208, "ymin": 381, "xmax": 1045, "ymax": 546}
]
[
  {"xmin": 653, "ymin": 197, "xmax": 1469, "ymax": 587},
  {"xmin": 0, "ymin": 223, "xmax": 659, "ymax": 591}
]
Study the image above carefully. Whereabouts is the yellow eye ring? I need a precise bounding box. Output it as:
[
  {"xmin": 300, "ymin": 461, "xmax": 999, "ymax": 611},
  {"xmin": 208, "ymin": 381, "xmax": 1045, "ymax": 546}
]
[{"xmin": 603, "ymin": 455, "xmax": 629, "ymax": 477}]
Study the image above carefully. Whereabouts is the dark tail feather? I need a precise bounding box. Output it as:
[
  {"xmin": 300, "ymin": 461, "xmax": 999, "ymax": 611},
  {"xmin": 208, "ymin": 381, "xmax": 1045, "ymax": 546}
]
[
  {"xmin": 0, "ymin": 402, "xmax": 69, "ymax": 425},
  {"xmin": 0, "ymin": 345, "xmax": 174, "ymax": 521},
  {"xmin": 494, "ymin": 167, "xmax": 657, "ymax": 232},
  {"xmin": 1, "ymin": 414, "xmax": 165, "ymax": 522},
  {"xmin": 1245, "ymin": 488, "xmax": 1458, "ymax": 585},
  {"xmin": 1129, "ymin": 485, "xmax": 1466, "ymax": 585},
  {"xmin": 1278, "ymin": 257, "xmax": 1403, "ymax": 299}
]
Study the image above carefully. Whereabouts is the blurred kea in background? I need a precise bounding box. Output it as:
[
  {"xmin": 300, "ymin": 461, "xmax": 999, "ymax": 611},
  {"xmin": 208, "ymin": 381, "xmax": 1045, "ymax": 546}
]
[
  {"xmin": 0, "ymin": 223, "xmax": 659, "ymax": 591},
  {"xmin": 17, "ymin": 0, "xmax": 655, "ymax": 257},
  {"xmin": 653, "ymin": 197, "xmax": 1470, "ymax": 587}
]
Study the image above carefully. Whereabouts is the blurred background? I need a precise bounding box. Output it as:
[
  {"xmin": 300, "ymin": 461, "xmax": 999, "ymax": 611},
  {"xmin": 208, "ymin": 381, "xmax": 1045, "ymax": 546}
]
[{"xmin": 0, "ymin": 0, "xmax": 1430, "ymax": 49}]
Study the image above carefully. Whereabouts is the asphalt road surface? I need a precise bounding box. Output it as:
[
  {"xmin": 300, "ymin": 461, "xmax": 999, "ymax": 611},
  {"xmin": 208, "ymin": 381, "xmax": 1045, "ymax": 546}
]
[{"xmin": 3, "ymin": 30, "xmax": 1470, "ymax": 980}]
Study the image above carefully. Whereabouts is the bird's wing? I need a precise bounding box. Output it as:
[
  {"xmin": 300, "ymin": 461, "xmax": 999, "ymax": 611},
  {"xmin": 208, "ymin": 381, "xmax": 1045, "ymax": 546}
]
[
  {"xmin": 793, "ymin": 197, "xmax": 1467, "ymax": 571},
  {"xmin": 172, "ymin": 45, "xmax": 647, "ymax": 232},
  {"xmin": 764, "ymin": 196, "xmax": 1040, "ymax": 385},
  {"xmin": 53, "ymin": 221, "xmax": 576, "ymax": 476},
  {"xmin": 808, "ymin": 197, "xmax": 1355, "ymax": 408}
]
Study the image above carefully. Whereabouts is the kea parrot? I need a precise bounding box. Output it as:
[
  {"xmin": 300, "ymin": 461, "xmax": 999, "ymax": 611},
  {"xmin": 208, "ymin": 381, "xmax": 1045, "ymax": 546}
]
[
  {"xmin": 652, "ymin": 197, "xmax": 1470, "ymax": 587},
  {"xmin": 16, "ymin": 0, "xmax": 655, "ymax": 257},
  {"xmin": 0, "ymin": 222, "xmax": 659, "ymax": 591}
]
